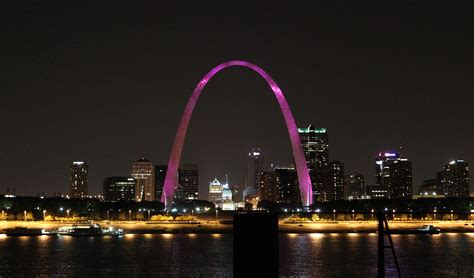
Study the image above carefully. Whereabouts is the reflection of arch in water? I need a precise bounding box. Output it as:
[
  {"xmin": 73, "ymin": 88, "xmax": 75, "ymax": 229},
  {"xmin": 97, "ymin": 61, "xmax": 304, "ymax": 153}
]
[{"xmin": 161, "ymin": 60, "xmax": 313, "ymax": 207}]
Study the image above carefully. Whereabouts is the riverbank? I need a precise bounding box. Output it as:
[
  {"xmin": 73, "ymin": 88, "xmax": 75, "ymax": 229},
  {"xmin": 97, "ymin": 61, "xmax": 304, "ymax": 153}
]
[{"xmin": 1, "ymin": 220, "xmax": 473, "ymax": 234}]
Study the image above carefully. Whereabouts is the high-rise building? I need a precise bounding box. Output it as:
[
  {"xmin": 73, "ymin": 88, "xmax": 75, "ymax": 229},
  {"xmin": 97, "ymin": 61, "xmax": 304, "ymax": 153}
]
[
  {"xmin": 441, "ymin": 160, "xmax": 470, "ymax": 198},
  {"xmin": 132, "ymin": 158, "xmax": 155, "ymax": 202},
  {"xmin": 345, "ymin": 173, "xmax": 365, "ymax": 200},
  {"xmin": 103, "ymin": 176, "xmax": 135, "ymax": 202},
  {"xmin": 155, "ymin": 165, "xmax": 168, "ymax": 201},
  {"xmin": 209, "ymin": 178, "xmax": 223, "ymax": 204},
  {"xmin": 375, "ymin": 152, "xmax": 412, "ymax": 199},
  {"xmin": 259, "ymin": 171, "xmax": 278, "ymax": 202},
  {"xmin": 298, "ymin": 125, "xmax": 329, "ymax": 201},
  {"xmin": 275, "ymin": 167, "xmax": 300, "ymax": 204},
  {"xmin": 298, "ymin": 125, "xmax": 329, "ymax": 170},
  {"xmin": 70, "ymin": 161, "xmax": 88, "ymax": 199},
  {"xmin": 326, "ymin": 161, "xmax": 345, "ymax": 201},
  {"xmin": 178, "ymin": 163, "xmax": 199, "ymax": 200},
  {"xmin": 247, "ymin": 148, "xmax": 263, "ymax": 189}
]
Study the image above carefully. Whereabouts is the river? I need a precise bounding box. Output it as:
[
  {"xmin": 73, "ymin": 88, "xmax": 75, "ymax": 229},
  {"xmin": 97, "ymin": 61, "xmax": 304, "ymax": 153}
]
[{"xmin": 0, "ymin": 233, "xmax": 472, "ymax": 277}]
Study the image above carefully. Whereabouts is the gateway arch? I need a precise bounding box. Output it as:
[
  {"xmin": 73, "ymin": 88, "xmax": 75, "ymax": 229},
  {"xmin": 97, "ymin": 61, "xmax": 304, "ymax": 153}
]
[{"xmin": 161, "ymin": 60, "xmax": 313, "ymax": 207}]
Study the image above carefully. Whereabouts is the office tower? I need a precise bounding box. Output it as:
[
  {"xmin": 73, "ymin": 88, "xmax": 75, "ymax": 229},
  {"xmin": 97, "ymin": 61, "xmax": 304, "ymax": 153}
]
[
  {"xmin": 346, "ymin": 173, "xmax": 365, "ymax": 200},
  {"xmin": 155, "ymin": 165, "xmax": 168, "ymax": 201},
  {"xmin": 327, "ymin": 161, "xmax": 345, "ymax": 201},
  {"xmin": 247, "ymin": 148, "xmax": 263, "ymax": 189},
  {"xmin": 275, "ymin": 167, "xmax": 300, "ymax": 204},
  {"xmin": 103, "ymin": 177, "xmax": 135, "ymax": 202},
  {"xmin": 298, "ymin": 124, "xmax": 329, "ymax": 170},
  {"xmin": 209, "ymin": 178, "xmax": 223, "ymax": 204},
  {"xmin": 178, "ymin": 163, "xmax": 199, "ymax": 200},
  {"xmin": 259, "ymin": 171, "xmax": 278, "ymax": 202},
  {"xmin": 298, "ymin": 124, "xmax": 329, "ymax": 201},
  {"xmin": 132, "ymin": 158, "xmax": 155, "ymax": 202},
  {"xmin": 70, "ymin": 161, "xmax": 88, "ymax": 199},
  {"xmin": 441, "ymin": 160, "xmax": 470, "ymax": 197},
  {"xmin": 375, "ymin": 152, "xmax": 412, "ymax": 199}
]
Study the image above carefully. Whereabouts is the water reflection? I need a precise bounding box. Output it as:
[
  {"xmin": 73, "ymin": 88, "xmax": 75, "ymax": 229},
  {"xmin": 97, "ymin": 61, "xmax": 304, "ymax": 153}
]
[{"xmin": 0, "ymin": 233, "xmax": 470, "ymax": 277}]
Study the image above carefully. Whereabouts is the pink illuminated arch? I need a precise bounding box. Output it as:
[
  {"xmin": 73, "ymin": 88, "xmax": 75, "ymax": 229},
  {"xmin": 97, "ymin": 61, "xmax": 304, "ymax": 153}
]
[{"xmin": 161, "ymin": 60, "xmax": 313, "ymax": 207}]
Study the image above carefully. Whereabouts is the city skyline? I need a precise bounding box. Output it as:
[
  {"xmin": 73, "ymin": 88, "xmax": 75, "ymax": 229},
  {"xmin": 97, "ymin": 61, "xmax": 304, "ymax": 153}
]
[
  {"xmin": 0, "ymin": 131, "xmax": 472, "ymax": 199},
  {"xmin": 1, "ymin": 2, "xmax": 471, "ymax": 197}
]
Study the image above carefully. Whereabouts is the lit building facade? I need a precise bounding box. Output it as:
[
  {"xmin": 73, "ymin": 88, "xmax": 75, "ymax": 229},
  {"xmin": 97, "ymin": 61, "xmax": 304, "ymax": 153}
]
[
  {"xmin": 209, "ymin": 178, "xmax": 223, "ymax": 204},
  {"xmin": 375, "ymin": 152, "xmax": 412, "ymax": 199},
  {"xmin": 178, "ymin": 163, "xmax": 199, "ymax": 200},
  {"xmin": 441, "ymin": 160, "xmax": 470, "ymax": 198},
  {"xmin": 70, "ymin": 161, "xmax": 88, "ymax": 199},
  {"xmin": 132, "ymin": 158, "xmax": 155, "ymax": 202},
  {"xmin": 103, "ymin": 176, "xmax": 135, "ymax": 202},
  {"xmin": 326, "ymin": 161, "xmax": 344, "ymax": 201},
  {"xmin": 346, "ymin": 173, "xmax": 365, "ymax": 200},
  {"xmin": 298, "ymin": 125, "xmax": 329, "ymax": 202},
  {"xmin": 275, "ymin": 167, "xmax": 300, "ymax": 204},
  {"xmin": 259, "ymin": 171, "xmax": 278, "ymax": 202},
  {"xmin": 366, "ymin": 185, "xmax": 389, "ymax": 199}
]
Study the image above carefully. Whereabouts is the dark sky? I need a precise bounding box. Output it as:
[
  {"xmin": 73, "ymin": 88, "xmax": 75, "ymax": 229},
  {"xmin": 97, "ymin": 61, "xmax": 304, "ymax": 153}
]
[{"xmin": 1, "ymin": 1, "xmax": 472, "ymax": 198}]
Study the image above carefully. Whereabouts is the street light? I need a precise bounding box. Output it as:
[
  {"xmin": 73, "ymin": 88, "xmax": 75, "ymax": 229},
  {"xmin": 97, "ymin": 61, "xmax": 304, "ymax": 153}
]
[
  {"xmin": 107, "ymin": 209, "xmax": 110, "ymax": 220},
  {"xmin": 371, "ymin": 209, "xmax": 374, "ymax": 221},
  {"xmin": 67, "ymin": 209, "xmax": 71, "ymax": 219},
  {"xmin": 43, "ymin": 210, "xmax": 47, "ymax": 220},
  {"xmin": 433, "ymin": 209, "xmax": 437, "ymax": 220},
  {"xmin": 148, "ymin": 209, "xmax": 151, "ymax": 220},
  {"xmin": 392, "ymin": 209, "xmax": 396, "ymax": 221},
  {"xmin": 24, "ymin": 210, "xmax": 27, "ymax": 221},
  {"xmin": 352, "ymin": 210, "xmax": 355, "ymax": 221},
  {"xmin": 450, "ymin": 210, "xmax": 454, "ymax": 221},
  {"xmin": 333, "ymin": 209, "xmax": 336, "ymax": 221},
  {"xmin": 128, "ymin": 209, "xmax": 132, "ymax": 221},
  {"xmin": 215, "ymin": 205, "xmax": 219, "ymax": 224}
]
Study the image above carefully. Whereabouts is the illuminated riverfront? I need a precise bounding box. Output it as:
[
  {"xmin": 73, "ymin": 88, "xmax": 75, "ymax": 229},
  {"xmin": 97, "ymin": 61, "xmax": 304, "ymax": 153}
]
[{"xmin": 1, "ymin": 1, "xmax": 471, "ymax": 277}]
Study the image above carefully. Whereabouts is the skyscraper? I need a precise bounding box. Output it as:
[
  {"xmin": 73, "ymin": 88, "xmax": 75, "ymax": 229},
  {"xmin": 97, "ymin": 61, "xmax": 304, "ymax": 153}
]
[
  {"xmin": 247, "ymin": 148, "xmax": 263, "ymax": 189},
  {"xmin": 275, "ymin": 167, "xmax": 300, "ymax": 204},
  {"xmin": 132, "ymin": 158, "xmax": 155, "ymax": 202},
  {"xmin": 259, "ymin": 171, "xmax": 278, "ymax": 202},
  {"xmin": 298, "ymin": 125, "xmax": 329, "ymax": 201},
  {"xmin": 327, "ymin": 161, "xmax": 345, "ymax": 201},
  {"xmin": 375, "ymin": 152, "xmax": 412, "ymax": 199},
  {"xmin": 243, "ymin": 148, "xmax": 264, "ymax": 202},
  {"xmin": 441, "ymin": 160, "xmax": 470, "ymax": 198},
  {"xmin": 298, "ymin": 124, "xmax": 329, "ymax": 170},
  {"xmin": 178, "ymin": 163, "xmax": 199, "ymax": 200},
  {"xmin": 103, "ymin": 176, "xmax": 135, "ymax": 202},
  {"xmin": 155, "ymin": 165, "xmax": 168, "ymax": 201},
  {"xmin": 345, "ymin": 173, "xmax": 366, "ymax": 200},
  {"xmin": 70, "ymin": 161, "xmax": 88, "ymax": 199}
]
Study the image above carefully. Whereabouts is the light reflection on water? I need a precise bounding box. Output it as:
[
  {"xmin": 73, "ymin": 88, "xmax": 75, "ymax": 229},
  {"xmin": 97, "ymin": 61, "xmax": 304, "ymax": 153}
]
[{"xmin": 0, "ymin": 233, "xmax": 471, "ymax": 277}]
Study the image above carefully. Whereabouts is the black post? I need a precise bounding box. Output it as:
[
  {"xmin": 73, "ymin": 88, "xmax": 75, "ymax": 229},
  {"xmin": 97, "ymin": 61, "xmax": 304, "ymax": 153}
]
[
  {"xmin": 377, "ymin": 213, "xmax": 385, "ymax": 278},
  {"xmin": 233, "ymin": 212, "xmax": 278, "ymax": 277}
]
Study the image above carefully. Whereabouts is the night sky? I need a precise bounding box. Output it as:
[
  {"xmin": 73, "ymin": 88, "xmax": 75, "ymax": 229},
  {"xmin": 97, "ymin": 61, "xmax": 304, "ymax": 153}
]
[{"xmin": 1, "ymin": 1, "xmax": 471, "ymax": 198}]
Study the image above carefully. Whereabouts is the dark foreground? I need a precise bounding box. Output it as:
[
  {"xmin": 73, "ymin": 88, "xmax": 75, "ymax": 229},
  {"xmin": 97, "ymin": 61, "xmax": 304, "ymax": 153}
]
[{"xmin": 0, "ymin": 233, "xmax": 472, "ymax": 277}]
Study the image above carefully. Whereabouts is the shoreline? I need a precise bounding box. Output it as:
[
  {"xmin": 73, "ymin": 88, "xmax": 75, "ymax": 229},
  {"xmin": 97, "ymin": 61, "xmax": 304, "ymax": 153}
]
[{"xmin": 1, "ymin": 220, "xmax": 473, "ymax": 234}]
